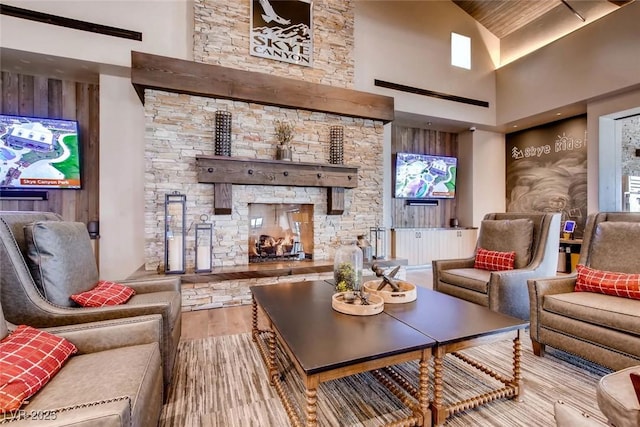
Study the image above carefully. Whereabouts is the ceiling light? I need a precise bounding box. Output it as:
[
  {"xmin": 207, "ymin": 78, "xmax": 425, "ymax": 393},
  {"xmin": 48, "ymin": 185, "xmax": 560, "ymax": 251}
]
[
  {"xmin": 556, "ymin": 112, "xmax": 562, "ymax": 116},
  {"xmin": 561, "ymin": 0, "xmax": 586, "ymax": 22}
]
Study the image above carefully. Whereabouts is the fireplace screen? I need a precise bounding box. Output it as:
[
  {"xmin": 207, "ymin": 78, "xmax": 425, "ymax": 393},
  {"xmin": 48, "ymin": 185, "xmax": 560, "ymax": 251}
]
[{"xmin": 248, "ymin": 203, "xmax": 314, "ymax": 263}]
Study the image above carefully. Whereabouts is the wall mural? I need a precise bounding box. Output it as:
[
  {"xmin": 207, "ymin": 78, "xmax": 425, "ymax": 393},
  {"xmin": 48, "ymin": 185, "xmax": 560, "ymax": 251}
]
[
  {"xmin": 250, "ymin": 0, "xmax": 313, "ymax": 66},
  {"xmin": 506, "ymin": 115, "xmax": 587, "ymax": 238}
]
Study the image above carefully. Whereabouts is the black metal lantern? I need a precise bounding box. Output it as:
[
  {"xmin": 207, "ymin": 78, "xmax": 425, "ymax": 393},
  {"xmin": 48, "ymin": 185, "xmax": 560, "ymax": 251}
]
[
  {"xmin": 369, "ymin": 226, "xmax": 387, "ymax": 260},
  {"xmin": 195, "ymin": 214, "xmax": 213, "ymax": 273},
  {"xmin": 164, "ymin": 191, "xmax": 186, "ymax": 274}
]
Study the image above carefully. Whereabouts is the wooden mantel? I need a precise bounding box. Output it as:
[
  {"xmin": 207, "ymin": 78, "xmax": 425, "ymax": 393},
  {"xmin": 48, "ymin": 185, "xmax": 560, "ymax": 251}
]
[
  {"xmin": 130, "ymin": 51, "xmax": 394, "ymax": 123},
  {"xmin": 196, "ymin": 156, "xmax": 358, "ymax": 215}
]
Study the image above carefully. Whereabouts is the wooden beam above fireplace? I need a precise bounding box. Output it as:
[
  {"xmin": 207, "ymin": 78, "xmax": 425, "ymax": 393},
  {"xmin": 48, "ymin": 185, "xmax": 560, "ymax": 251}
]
[
  {"xmin": 196, "ymin": 155, "xmax": 358, "ymax": 215},
  {"xmin": 130, "ymin": 51, "xmax": 394, "ymax": 123}
]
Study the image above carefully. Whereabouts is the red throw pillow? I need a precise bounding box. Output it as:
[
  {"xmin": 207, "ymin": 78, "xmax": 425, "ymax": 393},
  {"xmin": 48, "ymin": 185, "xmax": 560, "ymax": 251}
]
[
  {"xmin": 474, "ymin": 247, "xmax": 516, "ymax": 271},
  {"xmin": 70, "ymin": 280, "xmax": 135, "ymax": 307},
  {"xmin": 575, "ymin": 264, "xmax": 640, "ymax": 300},
  {"xmin": 0, "ymin": 325, "xmax": 77, "ymax": 412}
]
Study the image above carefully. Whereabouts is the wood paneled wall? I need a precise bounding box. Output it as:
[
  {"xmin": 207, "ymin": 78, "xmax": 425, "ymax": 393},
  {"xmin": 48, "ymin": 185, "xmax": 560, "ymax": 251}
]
[
  {"xmin": 391, "ymin": 124, "xmax": 458, "ymax": 228},
  {"xmin": 0, "ymin": 72, "xmax": 99, "ymax": 224}
]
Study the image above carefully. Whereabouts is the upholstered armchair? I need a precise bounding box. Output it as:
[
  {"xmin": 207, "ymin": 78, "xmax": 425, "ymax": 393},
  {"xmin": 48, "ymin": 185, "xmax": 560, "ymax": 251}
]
[
  {"xmin": 528, "ymin": 212, "xmax": 640, "ymax": 370},
  {"xmin": 0, "ymin": 211, "xmax": 182, "ymax": 389},
  {"xmin": 433, "ymin": 212, "xmax": 561, "ymax": 320},
  {"xmin": 0, "ymin": 296, "xmax": 164, "ymax": 426}
]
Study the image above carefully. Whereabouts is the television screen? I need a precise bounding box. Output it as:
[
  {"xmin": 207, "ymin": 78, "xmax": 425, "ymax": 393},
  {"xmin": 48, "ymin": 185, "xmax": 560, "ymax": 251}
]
[
  {"xmin": 0, "ymin": 114, "xmax": 81, "ymax": 190},
  {"xmin": 394, "ymin": 152, "xmax": 457, "ymax": 199}
]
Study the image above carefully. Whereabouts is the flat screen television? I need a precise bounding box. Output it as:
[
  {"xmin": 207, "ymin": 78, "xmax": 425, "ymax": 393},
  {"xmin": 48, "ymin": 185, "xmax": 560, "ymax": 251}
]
[
  {"xmin": 0, "ymin": 114, "xmax": 81, "ymax": 190},
  {"xmin": 394, "ymin": 152, "xmax": 457, "ymax": 199}
]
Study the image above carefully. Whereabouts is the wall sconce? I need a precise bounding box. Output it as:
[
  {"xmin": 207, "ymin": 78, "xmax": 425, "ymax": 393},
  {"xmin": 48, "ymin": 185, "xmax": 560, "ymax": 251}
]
[
  {"xmin": 195, "ymin": 214, "xmax": 213, "ymax": 273},
  {"xmin": 369, "ymin": 226, "xmax": 386, "ymax": 260},
  {"xmin": 165, "ymin": 191, "xmax": 186, "ymax": 274}
]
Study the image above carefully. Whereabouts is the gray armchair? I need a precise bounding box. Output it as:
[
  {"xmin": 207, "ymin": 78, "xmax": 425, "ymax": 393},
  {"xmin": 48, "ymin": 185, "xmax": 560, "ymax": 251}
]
[
  {"xmin": 528, "ymin": 212, "xmax": 640, "ymax": 370},
  {"xmin": 0, "ymin": 211, "xmax": 182, "ymax": 389},
  {"xmin": 0, "ymin": 296, "xmax": 164, "ymax": 426},
  {"xmin": 433, "ymin": 212, "xmax": 561, "ymax": 320}
]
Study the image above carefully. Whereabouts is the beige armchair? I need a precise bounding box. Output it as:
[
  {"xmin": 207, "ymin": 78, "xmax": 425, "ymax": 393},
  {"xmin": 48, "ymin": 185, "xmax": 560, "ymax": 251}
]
[
  {"xmin": 433, "ymin": 212, "xmax": 561, "ymax": 320},
  {"xmin": 0, "ymin": 211, "xmax": 182, "ymax": 389},
  {"xmin": 528, "ymin": 212, "xmax": 640, "ymax": 370}
]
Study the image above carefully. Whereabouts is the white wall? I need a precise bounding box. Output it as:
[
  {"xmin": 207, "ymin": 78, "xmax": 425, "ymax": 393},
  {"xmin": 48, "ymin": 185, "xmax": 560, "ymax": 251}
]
[
  {"xmin": 496, "ymin": 2, "xmax": 640, "ymax": 125},
  {"xmin": 353, "ymin": 1, "xmax": 499, "ymax": 126},
  {"xmin": 458, "ymin": 130, "xmax": 506, "ymax": 227},
  {"xmin": 99, "ymin": 74, "xmax": 146, "ymax": 279}
]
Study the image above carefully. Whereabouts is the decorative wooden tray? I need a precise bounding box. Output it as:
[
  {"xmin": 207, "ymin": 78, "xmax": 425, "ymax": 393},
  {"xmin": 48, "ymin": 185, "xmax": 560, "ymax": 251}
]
[
  {"xmin": 363, "ymin": 279, "xmax": 417, "ymax": 304},
  {"xmin": 332, "ymin": 292, "xmax": 384, "ymax": 316}
]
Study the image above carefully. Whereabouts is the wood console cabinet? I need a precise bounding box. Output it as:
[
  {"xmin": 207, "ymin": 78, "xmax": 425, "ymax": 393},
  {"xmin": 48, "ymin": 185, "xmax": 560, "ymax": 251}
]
[{"xmin": 391, "ymin": 228, "xmax": 477, "ymax": 266}]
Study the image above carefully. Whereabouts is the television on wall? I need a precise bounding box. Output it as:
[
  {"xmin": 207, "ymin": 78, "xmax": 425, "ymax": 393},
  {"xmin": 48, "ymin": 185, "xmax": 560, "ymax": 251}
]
[
  {"xmin": 394, "ymin": 152, "xmax": 457, "ymax": 199},
  {"xmin": 0, "ymin": 114, "xmax": 81, "ymax": 190}
]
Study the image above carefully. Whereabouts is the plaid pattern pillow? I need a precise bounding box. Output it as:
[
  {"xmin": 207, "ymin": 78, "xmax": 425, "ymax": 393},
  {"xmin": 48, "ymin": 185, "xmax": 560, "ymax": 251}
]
[
  {"xmin": 0, "ymin": 325, "xmax": 77, "ymax": 412},
  {"xmin": 70, "ymin": 281, "xmax": 135, "ymax": 307},
  {"xmin": 575, "ymin": 264, "xmax": 640, "ymax": 300},
  {"xmin": 474, "ymin": 247, "xmax": 516, "ymax": 271}
]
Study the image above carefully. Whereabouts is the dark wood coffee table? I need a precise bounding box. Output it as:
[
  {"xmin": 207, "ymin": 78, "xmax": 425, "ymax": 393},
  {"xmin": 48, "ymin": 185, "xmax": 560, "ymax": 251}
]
[
  {"xmin": 251, "ymin": 280, "xmax": 436, "ymax": 427},
  {"xmin": 383, "ymin": 287, "xmax": 528, "ymax": 426}
]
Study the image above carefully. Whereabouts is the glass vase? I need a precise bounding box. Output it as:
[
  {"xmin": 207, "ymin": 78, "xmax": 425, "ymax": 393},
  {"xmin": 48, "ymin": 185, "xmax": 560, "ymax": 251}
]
[{"xmin": 334, "ymin": 240, "xmax": 363, "ymax": 293}]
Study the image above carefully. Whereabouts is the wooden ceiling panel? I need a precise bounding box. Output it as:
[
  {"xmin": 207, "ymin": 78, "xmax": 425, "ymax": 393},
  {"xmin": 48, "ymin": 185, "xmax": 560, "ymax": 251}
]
[{"xmin": 452, "ymin": 0, "xmax": 562, "ymax": 38}]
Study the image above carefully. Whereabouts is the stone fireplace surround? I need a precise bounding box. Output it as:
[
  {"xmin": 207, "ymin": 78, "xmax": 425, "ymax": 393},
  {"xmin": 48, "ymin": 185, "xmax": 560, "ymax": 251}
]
[
  {"xmin": 143, "ymin": 93, "xmax": 386, "ymax": 309},
  {"xmin": 137, "ymin": 1, "xmax": 396, "ymax": 310}
]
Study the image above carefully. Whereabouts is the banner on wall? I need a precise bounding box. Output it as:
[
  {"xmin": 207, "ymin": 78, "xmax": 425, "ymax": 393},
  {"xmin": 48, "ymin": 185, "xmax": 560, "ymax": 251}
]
[
  {"xmin": 250, "ymin": 0, "xmax": 313, "ymax": 67},
  {"xmin": 505, "ymin": 115, "xmax": 588, "ymax": 238}
]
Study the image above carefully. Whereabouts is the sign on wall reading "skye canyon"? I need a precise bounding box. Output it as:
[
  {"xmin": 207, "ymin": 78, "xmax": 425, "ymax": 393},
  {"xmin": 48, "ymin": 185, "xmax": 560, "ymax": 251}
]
[{"xmin": 250, "ymin": 0, "xmax": 313, "ymax": 66}]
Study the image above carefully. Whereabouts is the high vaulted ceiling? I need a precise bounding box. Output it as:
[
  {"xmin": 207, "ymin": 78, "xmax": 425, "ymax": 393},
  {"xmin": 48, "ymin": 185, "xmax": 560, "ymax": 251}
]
[
  {"xmin": 452, "ymin": 0, "xmax": 633, "ymax": 39},
  {"xmin": 392, "ymin": 0, "xmax": 635, "ymax": 133},
  {"xmin": 451, "ymin": 0, "xmax": 634, "ymax": 68}
]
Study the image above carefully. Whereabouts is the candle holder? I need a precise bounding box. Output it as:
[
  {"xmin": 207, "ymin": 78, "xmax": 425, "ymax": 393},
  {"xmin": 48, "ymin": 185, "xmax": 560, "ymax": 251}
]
[
  {"xmin": 214, "ymin": 110, "xmax": 232, "ymax": 156},
  {"xmin": 329, "ymin": 125, "xmax": 344, "ymax": 165},
  {"xmin": 369, "ymin": 226, "xmax": 387, "ymax": 260},
  {"xmin": 164, "ymin": 191, "xmax": 186, "ymax": 274},
  {"xmin": 195, "ymin": 214, "xmax": 213, "ymax": 273}
]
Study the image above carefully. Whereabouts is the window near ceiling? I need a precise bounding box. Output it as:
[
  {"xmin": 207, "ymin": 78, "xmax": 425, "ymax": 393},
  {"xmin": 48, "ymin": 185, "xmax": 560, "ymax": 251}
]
[{"xmin": 451, "ymin": 32, "xmax": 471, "ymax": 70}]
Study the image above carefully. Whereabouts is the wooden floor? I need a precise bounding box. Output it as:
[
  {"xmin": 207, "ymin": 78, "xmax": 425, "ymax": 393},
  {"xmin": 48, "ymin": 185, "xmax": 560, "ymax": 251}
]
[{"xmin": 180, "ymin": 268, "xmax": 433, "ymax": 340}]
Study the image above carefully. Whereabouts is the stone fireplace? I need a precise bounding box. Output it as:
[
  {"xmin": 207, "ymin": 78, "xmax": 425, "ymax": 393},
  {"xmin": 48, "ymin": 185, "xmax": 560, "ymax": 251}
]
[
  {"xmin": 138, "ymin": 1, "xmax": 392, "ymax": 309},
  {"xmin": 248, "ymin": 203, "xmax": 314, "ymax": 263}
]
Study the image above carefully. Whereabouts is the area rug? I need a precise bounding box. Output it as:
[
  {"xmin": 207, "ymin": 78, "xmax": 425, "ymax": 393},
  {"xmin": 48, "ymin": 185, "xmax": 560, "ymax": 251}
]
[{"xmin": 160, "ymin": 332, "xmax": 611, "ymax": 426}]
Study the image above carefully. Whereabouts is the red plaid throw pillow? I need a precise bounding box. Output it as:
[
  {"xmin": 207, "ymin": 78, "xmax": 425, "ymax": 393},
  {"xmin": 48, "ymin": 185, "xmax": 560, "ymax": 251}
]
[
  {"xmin": 575, "ymin": 264, "xmax": 640, "ymax": 300},
  {"xmin": 70, "ymin": 280, "xmax": 135, "ymax": 307},
  {"xmin": 474, "ymin": 247, "xmax": 516, "ymax": 271},
  {"xmin": 0, "ymin": 325, "xmax": 77, "ymax": 412}
]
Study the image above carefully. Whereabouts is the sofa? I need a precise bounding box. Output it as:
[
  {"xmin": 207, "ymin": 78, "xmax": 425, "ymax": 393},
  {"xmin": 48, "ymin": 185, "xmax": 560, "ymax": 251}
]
[
  {"xmin": 433, "ymin": 212, "xmax": 560, "ymax": 320},
  {"xmin": 0, "ymin": 305, "xmax": 164, "ymax": 426},
  {"xmin": 528, "ymin": 212, "xmax": 640, "ymax": 370},
  {"xmin": 0, "ymin": 210, "xmax": 182, "ymax": 389}
]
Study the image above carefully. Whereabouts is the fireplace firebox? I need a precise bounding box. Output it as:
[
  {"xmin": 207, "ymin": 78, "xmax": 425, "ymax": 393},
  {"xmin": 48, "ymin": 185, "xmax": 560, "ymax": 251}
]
[{"xmin": 248, "ymin": 203, "xmax": 314, "ymax": 263}]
